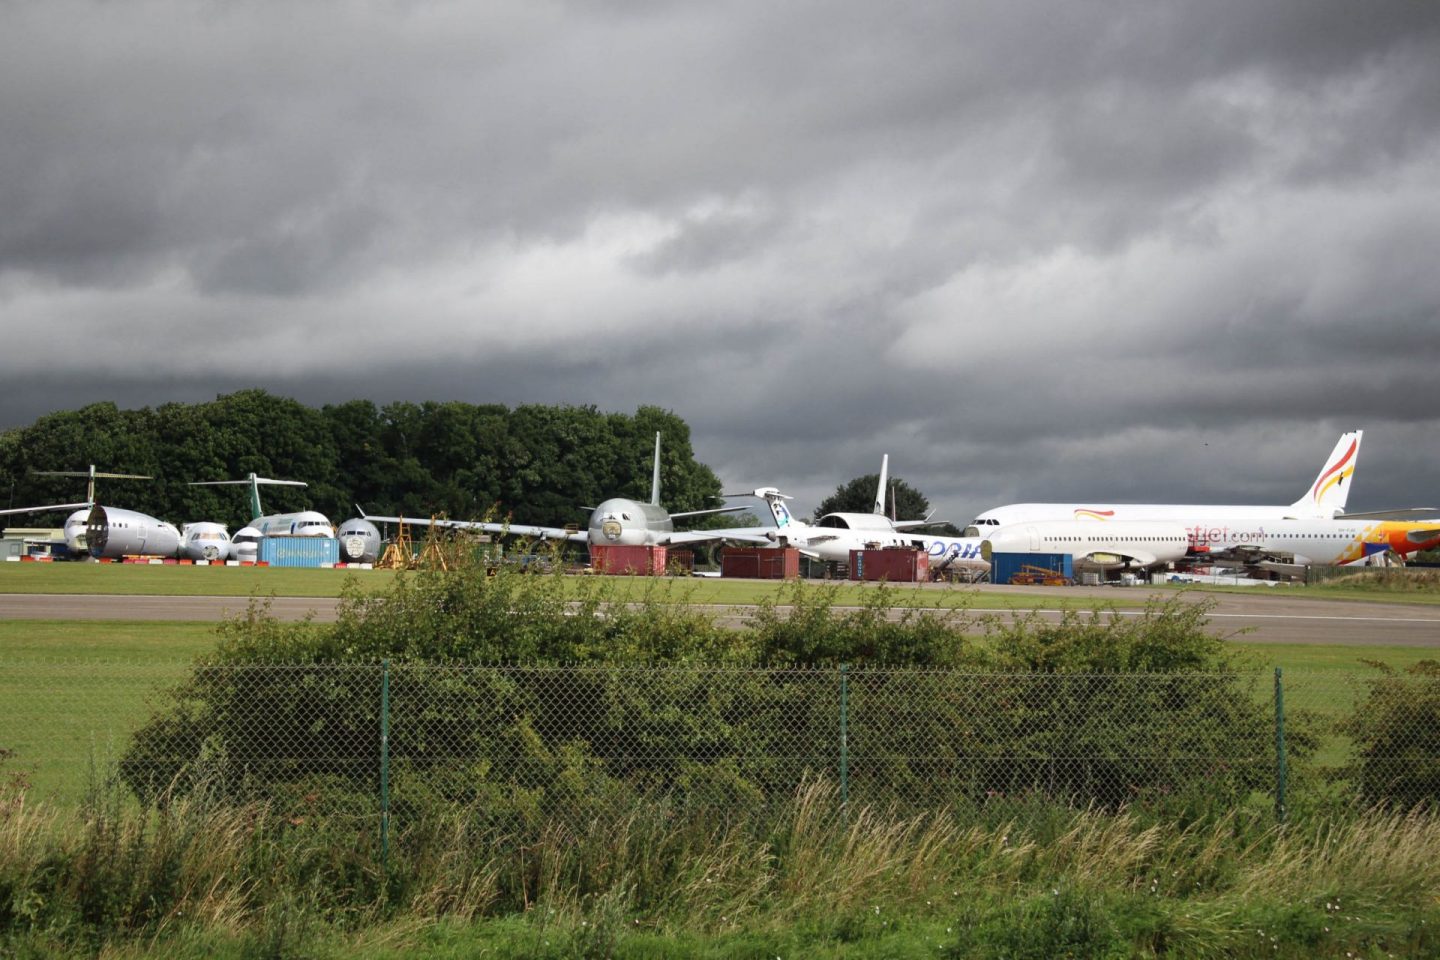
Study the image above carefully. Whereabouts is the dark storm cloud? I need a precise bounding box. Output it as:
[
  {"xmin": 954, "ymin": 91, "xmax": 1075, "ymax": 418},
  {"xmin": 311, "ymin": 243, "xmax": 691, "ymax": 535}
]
[{"xmin": 2, "ymin": 0, "xmax": 1439, "ymax": 527}]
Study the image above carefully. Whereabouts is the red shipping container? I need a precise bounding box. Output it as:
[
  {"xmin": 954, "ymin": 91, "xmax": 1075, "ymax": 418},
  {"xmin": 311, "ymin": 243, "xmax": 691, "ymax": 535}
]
[
  {"xmin": 849, "ymin": 548, "xmax": 929, "ymax": 582},
  {"xmin": 720, "ymin": 547, "xmax": 800, "ymax": 579},
  {"xmin": 591, "ymin": 544, "xmax": 667, "ymax": 575}
]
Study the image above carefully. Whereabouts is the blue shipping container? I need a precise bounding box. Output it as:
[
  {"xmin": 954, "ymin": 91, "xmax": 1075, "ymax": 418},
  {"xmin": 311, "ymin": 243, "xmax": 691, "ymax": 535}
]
[
  {"xmin": 259, "ymin": 537, "xmax": 340, "ymax": 568},
  {"xmin": 990, "ymin": 552, "xmax": 1074, "ymax": 585}
]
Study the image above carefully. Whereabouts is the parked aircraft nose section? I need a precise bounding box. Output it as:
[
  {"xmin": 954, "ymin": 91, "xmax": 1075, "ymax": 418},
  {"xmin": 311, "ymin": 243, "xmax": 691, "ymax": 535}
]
[
  {"xmin": 182, "ymin": 522, "xmax": 231, "ymax": 562},
  {"xmin": 337, "ymin": 518, "xmax": 381, "ymax": 563},
  {"xmin": 231, "ymin": 526, "xmax": 262, "ymax": 563},
  {"xmin": 588, "ymin": 498, "xmax": 668, "ymax": 547},
  {"xmin": 64, "ymin": 509, "xmax": 91, "ymax": 555},
  {"xmin": 286, "ymin": 511, "xmax": 335, "ymax": 537}
]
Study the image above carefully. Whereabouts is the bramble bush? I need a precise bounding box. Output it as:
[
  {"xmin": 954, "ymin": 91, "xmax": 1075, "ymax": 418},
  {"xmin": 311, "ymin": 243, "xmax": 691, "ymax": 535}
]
[
  {"xmin": 1341, "ymin": 660, "xmax": 1440, "ymax": 808},
  {"xmin": 120, "ymin": 567, "xmax": 1295, "ymax": 814}
]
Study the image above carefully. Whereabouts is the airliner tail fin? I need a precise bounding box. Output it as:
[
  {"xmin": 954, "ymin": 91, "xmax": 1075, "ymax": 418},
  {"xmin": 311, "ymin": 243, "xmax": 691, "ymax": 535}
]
[{"xmin": 1291, "ymin": 431, "xmax": 1362, "ymax": 517}]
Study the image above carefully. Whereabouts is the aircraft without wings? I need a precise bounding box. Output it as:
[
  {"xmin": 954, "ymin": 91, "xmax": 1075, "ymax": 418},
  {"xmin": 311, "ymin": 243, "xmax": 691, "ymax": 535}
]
[
  {"xmin": 0, "ymin": 465, "xmax": 152, "ymax": 556},
  {"xmin": 190, "ymin": 473, "xmax": 336, "ymax": 560}
]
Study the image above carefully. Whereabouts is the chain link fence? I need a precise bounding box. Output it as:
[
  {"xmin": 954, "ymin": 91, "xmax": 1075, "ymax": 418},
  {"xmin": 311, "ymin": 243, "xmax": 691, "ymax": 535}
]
[{"xmin": 4, "ymin": 660, "xmax": 1438, "ymax": 829}]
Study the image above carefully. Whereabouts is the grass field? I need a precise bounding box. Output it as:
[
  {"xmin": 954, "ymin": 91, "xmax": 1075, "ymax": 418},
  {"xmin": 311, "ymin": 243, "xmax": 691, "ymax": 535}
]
[
  {"xmin": 0, "ymin": 612, "xmax": 1427, "ymax": 804},
  {"xmin": 5, "ymin": 560, "xmax": 1439, "ymax": 608},
  {"xmin": 6, "ymin": 587, "xmax": 1439, "ymax": 957},
  {"xmin": 3, "ymin": 568, "xmax": 1434, "ymax": 801}
]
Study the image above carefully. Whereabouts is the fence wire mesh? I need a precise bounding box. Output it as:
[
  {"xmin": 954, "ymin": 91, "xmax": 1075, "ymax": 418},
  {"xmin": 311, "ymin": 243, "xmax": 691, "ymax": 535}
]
[{"xmin": 3, "ymin": 661, "xmax": 1438, "ymax": 817}]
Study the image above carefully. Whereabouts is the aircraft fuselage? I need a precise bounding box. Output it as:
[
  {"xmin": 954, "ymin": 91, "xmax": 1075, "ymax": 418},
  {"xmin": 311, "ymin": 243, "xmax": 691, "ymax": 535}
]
[
  {"xmin": 588, "ymin": 498, "xmax": 673, "ymax": 546},
  {"xmin": 86, "ymin": 505, "xmax": 182, "ymax": 560}
]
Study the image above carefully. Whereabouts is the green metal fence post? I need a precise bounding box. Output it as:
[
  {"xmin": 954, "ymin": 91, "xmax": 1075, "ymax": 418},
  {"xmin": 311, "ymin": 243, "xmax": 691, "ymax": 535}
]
[
  {"xmin": 839, "ymin": 663, "xmax": 849, "ymax": 807},
  {"xmin": 381, "ymin": 659, "xmax": 391, "ymax": 866},
  {"xmin": 1274, "ymin": 667, "xmax": 1287, "ymax": 823}
]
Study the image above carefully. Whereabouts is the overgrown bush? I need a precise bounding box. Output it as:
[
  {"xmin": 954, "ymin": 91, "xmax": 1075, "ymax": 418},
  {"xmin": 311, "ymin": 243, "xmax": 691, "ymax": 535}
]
[
  {"xmin": 1341, "ymin": 660, "xmax": 1440, "ymax": 807},
  {"xmin": 119, "ymin": 570, "xmax": 1291, "ymax": 812}
]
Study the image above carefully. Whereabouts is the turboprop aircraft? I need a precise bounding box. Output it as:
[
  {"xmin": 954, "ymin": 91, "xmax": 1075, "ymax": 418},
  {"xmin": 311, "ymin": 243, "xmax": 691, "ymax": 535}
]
[
  {"xmin": 962, "ymin": 431, "xmax": 1425, "ymax": 535},
  {"xmin": 360, "ymin": 433, "xmax": 757, "ymax": 549},
  {"xmin": 190, "ymin": 474, "xmax": 335, "ymax": 538}
]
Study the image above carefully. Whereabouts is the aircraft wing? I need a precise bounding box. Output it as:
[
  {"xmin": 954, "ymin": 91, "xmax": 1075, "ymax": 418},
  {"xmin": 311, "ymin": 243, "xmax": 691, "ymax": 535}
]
[
  {"xmin": 0, "ymin": 501, "xmax": 90, "ymax": 518},
  {"xmin": 359, "ymin": 512, "xmax": 590, "ymax": 544},
  {"xmin": 656, "ymin": 529, "xmax": 775, "ymax": 546},
  {"xmin": 667, "ymin": 505, "xmax": 749, "ymax": 520},
  {"xmin": 1337, "ymin": 508, "xmax": 1438, "ymax": 520}
]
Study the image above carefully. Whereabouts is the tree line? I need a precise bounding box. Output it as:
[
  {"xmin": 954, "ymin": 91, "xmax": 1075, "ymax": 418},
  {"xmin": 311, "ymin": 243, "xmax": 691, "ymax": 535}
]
[{"xmin": 0, "ymin": 390, "xmax": 724, "ymax": 530}]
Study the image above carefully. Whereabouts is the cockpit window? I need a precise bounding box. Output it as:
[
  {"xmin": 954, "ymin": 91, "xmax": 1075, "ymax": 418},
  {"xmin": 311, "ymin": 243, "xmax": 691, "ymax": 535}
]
[{"xmin": 816, "ymin": 516, "xmax": 851, "ymax": 529}]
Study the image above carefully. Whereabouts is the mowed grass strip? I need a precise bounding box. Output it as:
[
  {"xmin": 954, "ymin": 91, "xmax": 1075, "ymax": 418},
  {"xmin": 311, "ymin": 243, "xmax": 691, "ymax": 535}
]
[
  {"xmin": 0, "ymin": 619, "xmax": 220, "ymax": 801},
  {"xmin": 0, "ymin": 563, "xmax": 1111, "ymax": 609},
  {"xmin": 0, "ymin": 562, "xmax": 395, "ymax": 597},
  {"xmin": 2, "ymin": 616, "xmax": 1429, "ymax": 805},
  {"xmin": 7, "ymin": 561, "xmax": 1415, "ymax": 612}
]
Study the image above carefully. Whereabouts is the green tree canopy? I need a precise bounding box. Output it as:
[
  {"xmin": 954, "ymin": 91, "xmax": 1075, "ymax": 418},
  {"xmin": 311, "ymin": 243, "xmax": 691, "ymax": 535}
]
[
  {"xmin": 0, "ymin": 392, "xmax": 722, "ymax": 532},
  {"xmin": 811, "ymin": 472, "xmax": 962, "ymax": 535}
]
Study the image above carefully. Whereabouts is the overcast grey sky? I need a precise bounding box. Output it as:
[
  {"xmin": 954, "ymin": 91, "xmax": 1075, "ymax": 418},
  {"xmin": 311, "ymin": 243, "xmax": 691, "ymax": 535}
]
[{"xmin": 3, "ymin": 0, "xmax": 1438, "ymax": 523}]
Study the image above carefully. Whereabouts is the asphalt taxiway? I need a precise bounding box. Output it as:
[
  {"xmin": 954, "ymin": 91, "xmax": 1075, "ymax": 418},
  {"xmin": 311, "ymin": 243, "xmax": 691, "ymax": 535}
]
[{"xmin": 2, "ymin": 585, "xmax": 1437, "ymax": 646}]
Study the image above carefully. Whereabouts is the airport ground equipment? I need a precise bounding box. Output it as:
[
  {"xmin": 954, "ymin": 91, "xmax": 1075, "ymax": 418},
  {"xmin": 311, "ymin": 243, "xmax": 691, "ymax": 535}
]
[{"xmin": 1008, "ymin": 563, "xmax": 1076, "ymax": 586}]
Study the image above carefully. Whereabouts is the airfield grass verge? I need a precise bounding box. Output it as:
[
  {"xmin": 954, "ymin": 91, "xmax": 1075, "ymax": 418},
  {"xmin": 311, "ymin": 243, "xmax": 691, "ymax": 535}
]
[
  {"xmin": 7, "ymin": 559, "xmax": 1440, "ymax": 613},
  {"xmin": 4, "ymin": 569, "xmax": 1440, "ymax": 956},
  {"xmin": 0, "ymin": 562, "xmax": 395, "ymax": 598},
  {"xmin": 5, "ymin": 777, "xmax": 1440, "ymax": 959},
  {"xmin": 0, "ymin": 621, "xmax": 218, "ymax": 800},
  {"xmin": 0, "ymin": 623, "xmax": 1433, "ymax": 805}
]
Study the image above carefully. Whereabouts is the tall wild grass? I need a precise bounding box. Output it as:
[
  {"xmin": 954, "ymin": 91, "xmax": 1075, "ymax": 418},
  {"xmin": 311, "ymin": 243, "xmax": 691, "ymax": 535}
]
[{"xmin": 5, "ymin": 768, "xmax": 1440, "ymax": 957}]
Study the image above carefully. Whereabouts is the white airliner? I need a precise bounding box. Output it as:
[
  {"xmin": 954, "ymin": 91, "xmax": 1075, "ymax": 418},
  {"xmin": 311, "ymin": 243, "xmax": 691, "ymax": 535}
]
[
  {"xmin": 190, "ymin": 474, "xmax": 336, "ymax": 539},
  {"xmin": 965, "ymin": 431, "xmax": 1378, "ymax": 535},
  {"xmin": 85, "ymin": 505, "xmax": 184, "ymax": 559},
  {"xmin": 83, "ymin": 507, "xmax": 234, "ymax": 561},
  {"xmin": 1182, "ymin": 516, "xmax": 1440, "ymax": 575},
  {"xmin": 725, "ymin": 457, "xmax": 989, "ymax": 573},
  {"xmin": 980, "ymin": 520, "xmax": 1191, "ymax": 573},
  {"xmin": 0, "ymin": 465, "xmax": 152, "ymax": 556},
  {"xmin": 336, "ymin": 516, "xmax": 383, "ymax": 564},
  {"xmin": 361, "ymin": 434, "xmax": 754, "ymax": 549}
]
